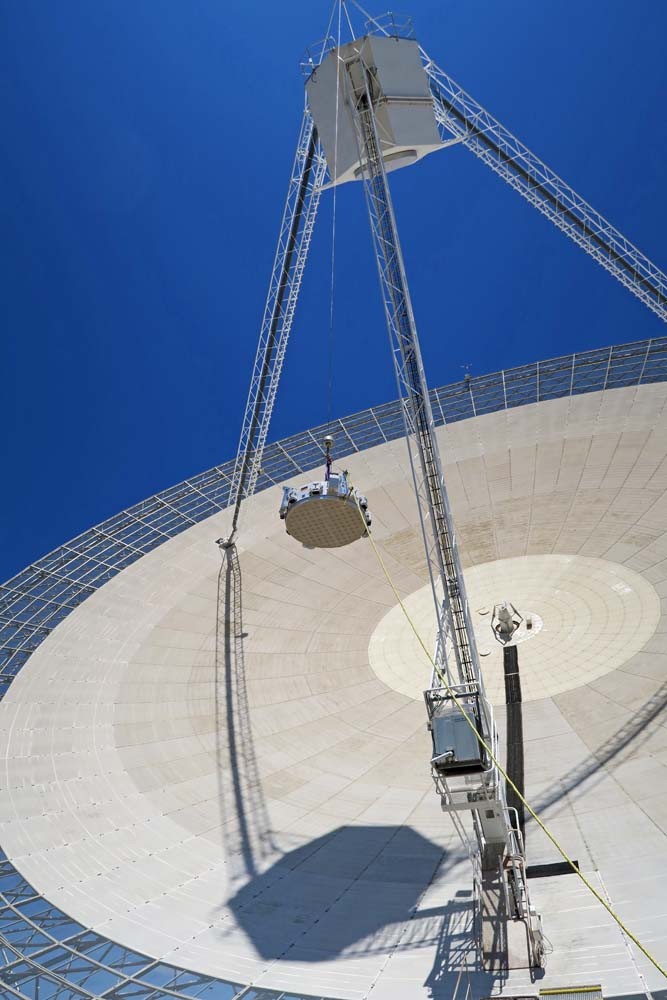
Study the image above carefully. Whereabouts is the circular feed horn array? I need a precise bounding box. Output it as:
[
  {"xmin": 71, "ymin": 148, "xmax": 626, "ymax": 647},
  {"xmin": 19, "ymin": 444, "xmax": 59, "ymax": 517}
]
[
  {"xmin": 279, "ymin": 444, "xmax": 372, "ymax": 548},
  {"xmin": 281, "ymin": 478, "xmax": 371, "ymax": 547}
]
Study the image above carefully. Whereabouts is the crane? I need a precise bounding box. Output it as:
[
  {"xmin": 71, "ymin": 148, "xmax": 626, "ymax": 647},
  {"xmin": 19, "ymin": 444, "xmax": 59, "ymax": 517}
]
[
  {"xmin": 222, "ymin": 5, "xmax": 667, "ymax": 972},
  {"xmin": 227, "ymin": 9, "xmax": 667, "ymax": 540}
]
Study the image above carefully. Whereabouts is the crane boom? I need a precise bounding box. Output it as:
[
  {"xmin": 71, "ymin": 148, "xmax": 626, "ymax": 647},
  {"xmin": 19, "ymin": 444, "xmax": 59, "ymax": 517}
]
[
  {"xmin": 422, "ymin": 52, "xmax": 667, "ymax": 322},
  {"xmin": 226, "ymin": 108, "xmax": 327, "ymax": 541}
]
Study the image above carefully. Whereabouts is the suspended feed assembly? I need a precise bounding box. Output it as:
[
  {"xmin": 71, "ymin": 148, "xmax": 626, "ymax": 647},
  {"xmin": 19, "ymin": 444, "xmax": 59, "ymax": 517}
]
[{"xmin": 279, "ymin": 437, "xmax": 371, "ymax": 548}]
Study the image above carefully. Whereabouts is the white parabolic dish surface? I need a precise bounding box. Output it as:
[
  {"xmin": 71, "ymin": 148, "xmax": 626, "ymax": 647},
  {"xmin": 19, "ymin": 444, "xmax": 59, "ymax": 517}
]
[
  {"xmin": 368, "ymin": 553, "xmax": 661, "ymax": 703},
  {"xmin": 2, "ymin": 383, "xmax": 667, "ymax": 998}
]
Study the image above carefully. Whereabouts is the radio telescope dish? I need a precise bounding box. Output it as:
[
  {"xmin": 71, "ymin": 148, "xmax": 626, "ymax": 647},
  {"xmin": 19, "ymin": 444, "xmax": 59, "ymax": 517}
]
[{"xmin": 2, "ymin": 346, "xmax": 667, "ymax": 998}]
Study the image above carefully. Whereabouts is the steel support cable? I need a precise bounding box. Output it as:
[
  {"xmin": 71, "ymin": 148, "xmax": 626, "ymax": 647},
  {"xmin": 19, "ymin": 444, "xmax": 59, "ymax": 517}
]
[
  {"xmin": 319, "ymin": 0, "xmax": 338, "ymax": 63},
  {"xmin": 351, "ymin": 497, "xmax": 667, "ymax": 981},
  {"xmin": 230, "ymin": 128, "xmax": 318, "ymax": 537},
  {"xmin": 327, "ymin": 3, "xmax": 344, "ymax": 433},
  {"xmin": 428, "ymin": 81, "xmax": 667, "ymax": 320}
]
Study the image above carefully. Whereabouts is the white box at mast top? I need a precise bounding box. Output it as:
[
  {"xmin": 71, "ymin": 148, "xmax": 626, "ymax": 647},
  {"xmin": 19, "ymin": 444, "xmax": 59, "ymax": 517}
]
[{"xmin": 306, "ymin": 35, "xmax": 442, "ymax": 187}]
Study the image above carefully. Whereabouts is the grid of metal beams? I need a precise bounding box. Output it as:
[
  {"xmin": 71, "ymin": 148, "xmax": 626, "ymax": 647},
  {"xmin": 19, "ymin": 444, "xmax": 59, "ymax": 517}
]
[
  {"xmin": 422, "ymin": 55, "xmax": 667, "ymax": 323},
  {"xmin": 1, "ymin": 336, "xmax": 667, "ymax": 999}
]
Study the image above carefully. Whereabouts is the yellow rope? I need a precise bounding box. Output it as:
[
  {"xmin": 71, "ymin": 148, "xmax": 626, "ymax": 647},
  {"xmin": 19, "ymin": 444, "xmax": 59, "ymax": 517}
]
[
  {"xmin": 539, "ymin": 989, "xmax": 602, "ymax": 996},
  {"xmin": 354, "ymin": 496, "xmax": 667, "ymax": 980}
]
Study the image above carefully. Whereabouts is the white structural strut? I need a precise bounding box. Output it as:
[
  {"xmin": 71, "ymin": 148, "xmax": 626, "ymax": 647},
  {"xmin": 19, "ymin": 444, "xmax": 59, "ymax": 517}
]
[
  {"xmin": 421, "ymin": 51, "xmax": 667, "ymax": 322},
  {"xmin": 227, "ymin": 106, "xmax": 327, "ymax": 538}
]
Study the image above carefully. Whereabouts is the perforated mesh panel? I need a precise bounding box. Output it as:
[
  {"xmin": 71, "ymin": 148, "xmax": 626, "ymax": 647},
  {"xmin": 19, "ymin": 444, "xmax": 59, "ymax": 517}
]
[{"xmin": 285, "ymin": 496, "xmax": 368, "ymax": 548}]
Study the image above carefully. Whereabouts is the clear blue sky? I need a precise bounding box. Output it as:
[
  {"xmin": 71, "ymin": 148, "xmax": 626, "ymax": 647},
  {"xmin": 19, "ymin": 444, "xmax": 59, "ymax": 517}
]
[{"xmin": 2, "ymin": 1, "xmax": 666, "ymax": 582}]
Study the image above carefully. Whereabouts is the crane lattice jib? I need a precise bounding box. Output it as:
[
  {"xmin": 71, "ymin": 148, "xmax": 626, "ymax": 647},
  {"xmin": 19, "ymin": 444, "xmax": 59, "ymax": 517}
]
[
  {"xmin": 228, "ymin": 108, "xmax": 327, "ymax": 536},
  {"xmin": 346, "ymin": 64, "xmax": 481, "ymax": 695},
  {"xmin": 422, "ymin": 53, "xmax": 667, "ymax": 323}
]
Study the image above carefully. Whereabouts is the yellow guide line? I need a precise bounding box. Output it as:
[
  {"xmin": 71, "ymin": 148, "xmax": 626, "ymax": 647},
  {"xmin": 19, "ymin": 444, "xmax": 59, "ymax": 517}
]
[
  {"xmin": 540, "ymin": 989, "xmax": 602, "ymax": 997},
  {"xmin": 351, "ymin": 493, "xmax": 666, "ymax": 980}
]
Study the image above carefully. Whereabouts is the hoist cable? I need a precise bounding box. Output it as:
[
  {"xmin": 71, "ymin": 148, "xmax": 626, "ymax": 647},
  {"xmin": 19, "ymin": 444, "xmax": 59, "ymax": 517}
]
[
  {"xmin": 319, "ymin": 0, "xmax": 338, "ymax": 62},
  {"xmin": 342, "ymin": 0, "xmax": 355, "ymax": 40},
  {"xmin": 326, "ymin": 1, "xmax": 343, "ymax": 432}
]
